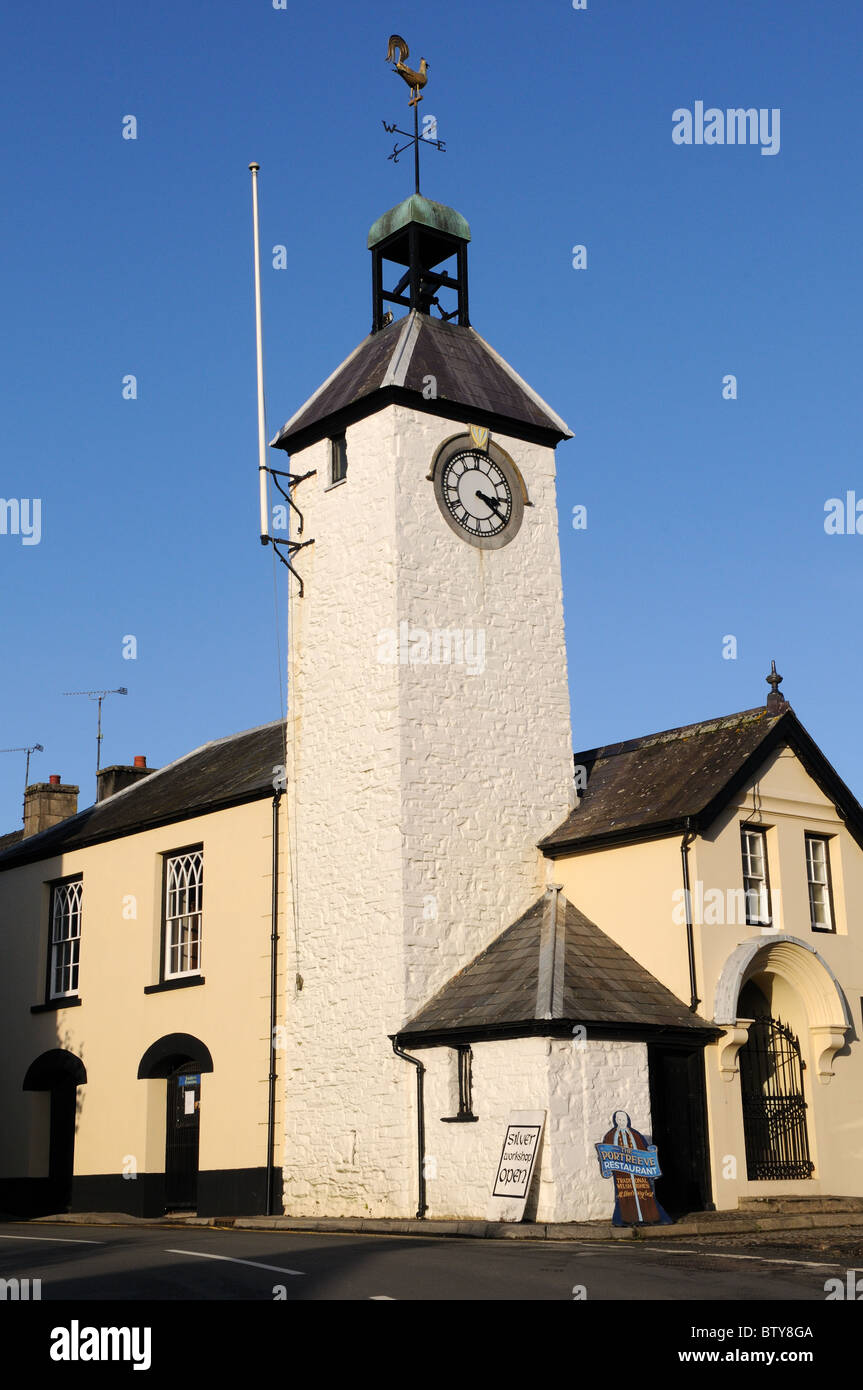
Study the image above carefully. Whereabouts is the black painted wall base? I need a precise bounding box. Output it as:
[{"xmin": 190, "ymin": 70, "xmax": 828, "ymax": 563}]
[
  {"xmin": 0, "ymin": 1168, "xmax": 282, "ymax": 1221},
  {"xmin": 0, "ymin": 1177, "xmax": 60, "ymax": 1220},
  {"xmin": 197, "ymin": 1167, "xmax": 279, "ymax": 1217}
]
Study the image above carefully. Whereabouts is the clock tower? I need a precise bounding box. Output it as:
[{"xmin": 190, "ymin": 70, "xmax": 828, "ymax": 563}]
[{"xmin": 270, "ymin": 191, "xmax": 576, "ymax": 1217}]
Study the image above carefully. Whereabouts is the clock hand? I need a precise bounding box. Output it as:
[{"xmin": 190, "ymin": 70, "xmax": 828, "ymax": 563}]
[{"xmin": 476, "ymin": 490, "xmax": 508, "ymax": 518}]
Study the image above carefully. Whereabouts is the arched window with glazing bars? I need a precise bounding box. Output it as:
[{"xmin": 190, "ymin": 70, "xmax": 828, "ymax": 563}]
[{"xmin": 164, "ymin": 849, "xmax": 203, "ymax": 979}]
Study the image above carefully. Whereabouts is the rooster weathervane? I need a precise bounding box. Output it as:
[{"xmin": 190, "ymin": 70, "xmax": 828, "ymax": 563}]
[{"xmin": 382, "ymin": 34, "xmax": 446, "ymax": 195}]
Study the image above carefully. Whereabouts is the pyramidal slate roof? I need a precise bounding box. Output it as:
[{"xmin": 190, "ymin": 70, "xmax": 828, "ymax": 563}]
[
  {"xmin": 270, "ymin": 310, "xmax": 572, "ymax": 455},
  {"xmin": 540, "ymin": 703, "xmax": 863, "ymax": 856},
  {"xmin": 398, "ymin": 894, "xmax": 714, "ymax": 1043},
  {"xmin": 0, "ymin": 720, "xmax": 286, "ymax": 870}
]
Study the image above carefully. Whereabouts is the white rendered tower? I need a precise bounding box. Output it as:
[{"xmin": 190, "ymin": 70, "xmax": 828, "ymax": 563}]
[{"xmin": 271, "ymin": 193, "xmax": 575, "ymax": 1216}]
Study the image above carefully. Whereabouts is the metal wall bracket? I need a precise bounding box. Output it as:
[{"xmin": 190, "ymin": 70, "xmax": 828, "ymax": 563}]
[
  {"xmin": 266, "ymin": 466, "xmax": 316, "ymax": 535},
  {"xmin": 262, "ymin": 466, "xmax": 316, "ymax": 596},
  {"xmin": 265, "ymin": 536, "xmax": 314, "ymax": 597}
]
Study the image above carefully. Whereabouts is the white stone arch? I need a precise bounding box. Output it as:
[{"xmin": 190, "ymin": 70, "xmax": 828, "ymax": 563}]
[{"xmin": 713, "ymin": 934, "xmax": 852, "ymax": 1084}]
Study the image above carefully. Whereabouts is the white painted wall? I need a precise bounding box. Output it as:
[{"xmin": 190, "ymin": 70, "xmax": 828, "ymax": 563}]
[
  {"xmin": 421, "ymin": 1037, "xmax": 651, "ymax": 1222},
  {"xmin": 280, "ymin": 402, "xmax": 575, "ymax": 1216}
]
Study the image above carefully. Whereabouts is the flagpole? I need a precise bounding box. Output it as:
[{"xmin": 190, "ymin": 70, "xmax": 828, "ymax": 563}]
[{"xmin": 249, "ymin": 162, "xmax": 269, "ymax": 544}]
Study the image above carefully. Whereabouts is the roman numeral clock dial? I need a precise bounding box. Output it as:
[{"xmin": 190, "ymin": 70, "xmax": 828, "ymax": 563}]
[{"xmin": 431, "ymin": 435, "xmax": 525, "ymax": 550}]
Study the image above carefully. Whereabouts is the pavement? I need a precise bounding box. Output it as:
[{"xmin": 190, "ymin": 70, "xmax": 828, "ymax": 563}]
[{"xmin": 25, "ymin": 1195, "xmax": 863, "ymax": 1243}]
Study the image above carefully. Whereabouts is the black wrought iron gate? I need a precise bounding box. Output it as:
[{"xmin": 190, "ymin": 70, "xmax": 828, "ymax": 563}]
[
  {"xmin": 165, "ymin": 1067, "xmax": 201, "ymax": 1211},
  {"xmin": 739, "ymin": 1016, "xmax": 813, "ymax": 1180}
]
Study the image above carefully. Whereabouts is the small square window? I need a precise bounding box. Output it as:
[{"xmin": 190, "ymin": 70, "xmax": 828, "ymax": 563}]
[
  {"xmin": 741, "ymin": 826, "xmax": 771, "ymax": 926},
  {"xmin": 805, "ymin": 833, "xmax": 835, "ymax": 932},
  {"xmin": 441, "ymin": 1045, "xmax": 478, "ymax": 1122},
  {"xmin": 330, "ymin": 434, "xmax": 348, "ymax": 485}
]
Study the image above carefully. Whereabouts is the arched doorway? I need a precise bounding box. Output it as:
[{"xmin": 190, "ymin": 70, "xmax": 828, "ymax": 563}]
[
  {"xmin": 737, "ymin": 982, "xmax": 813, "ymax": 1180},
  {"xmin": 138, "ymin": 1034, "xmax": 213, "ymax": 1213},
  {"xmin": 23, "ymin": 1049, "xmax": 87, "ymax": 1215},
  {"xmin": 714, "ymin": 934, "xmax": 852, "ymax": 1086}
]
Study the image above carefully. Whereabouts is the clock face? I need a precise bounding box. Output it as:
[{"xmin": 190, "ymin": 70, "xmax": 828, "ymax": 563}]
[
  {"xmin": 441, "ymin": 450, "xmax": 512, "ymax": 538},
  {"xmin": 432, "ymin": 436, "xmax": 525, "ymax": 549}
]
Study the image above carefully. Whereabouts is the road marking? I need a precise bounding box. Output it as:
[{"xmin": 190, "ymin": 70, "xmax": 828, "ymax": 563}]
[
  {"xmin": 0, "ymin": 1234, "xmax": 103, "ymax": 1244},
  {"xmin": 562, "ymin": 1240, "xmax": 846, "ymax": 1271},
  {"xmin": 641, "ymin": 1246, "xmax": 842, "ymax": 1270},
  {"xmin": 166, "ymin": 1249, "xmax": 304, "ymax": 1276},
  {"xmin": 369, "ymin": 1295, "xmax": 395, "ymax": 1299}
]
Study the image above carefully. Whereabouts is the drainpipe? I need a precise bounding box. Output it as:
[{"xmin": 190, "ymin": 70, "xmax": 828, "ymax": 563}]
[
  {"xmin": 681, "ymin": 817, "xmax": 701, "ymax": 1013},
  {"xmin": 266, "ymin": 789, "xmax": 283, "ymax": 1216},
  {"xmin": 391, "ymin": 1038, "xmax": 427, "ymax": 1219}
]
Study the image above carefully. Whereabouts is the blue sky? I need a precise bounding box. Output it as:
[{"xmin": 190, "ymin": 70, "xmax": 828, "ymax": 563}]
[{"xmin": 1, "ymin": 0, "xmax": 860, "ymax": 826}]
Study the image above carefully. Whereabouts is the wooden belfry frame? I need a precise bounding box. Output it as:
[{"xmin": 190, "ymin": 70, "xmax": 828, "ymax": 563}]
[{"xmin": 371, "ymin": 219, "xmax": 470, "ymax": 333}]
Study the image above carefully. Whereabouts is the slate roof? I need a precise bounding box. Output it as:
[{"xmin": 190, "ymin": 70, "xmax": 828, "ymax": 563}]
[
  {"xmin": 399, "ymin": 896, "xmax": 714, "ymax": 1042},
  {"xmin": 0, "ymin": 720, "xmax": 285, "ymax": 870},
  {"xmin": 270, "ymin": 310, "xmax": 572, "ymax": 455},
  {"xmin": 540, "ymin": 704, "xmax": 863, "ymax": 856},
  {"xmin": 0, "ymin": 829, "xmax": 23, "ymax": 853}
]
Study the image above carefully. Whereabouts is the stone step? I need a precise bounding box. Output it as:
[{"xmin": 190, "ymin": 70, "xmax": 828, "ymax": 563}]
[{"xmin": 736, "ymin": 1195, "xmax": 863, "ymax": 1216}]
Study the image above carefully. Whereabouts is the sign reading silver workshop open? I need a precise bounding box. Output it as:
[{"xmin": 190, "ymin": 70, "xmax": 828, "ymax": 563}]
[{"xmin": 488, "ymin": 1110, "xmax": 546, "ymax": 1222}]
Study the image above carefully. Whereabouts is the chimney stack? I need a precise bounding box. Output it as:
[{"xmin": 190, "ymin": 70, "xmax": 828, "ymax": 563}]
[
  {"xmin": 24, "ymin": 777, "xmax": 79, "ymax": 837},
  {"xmin": 96, "ymin": 756, "xmax": 155, "ymax": 803}
]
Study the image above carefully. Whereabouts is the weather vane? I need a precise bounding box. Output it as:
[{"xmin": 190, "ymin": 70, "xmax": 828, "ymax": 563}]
[{"xmin": 382, "ymin": 34, "xmax": 446, "ymax": 195}]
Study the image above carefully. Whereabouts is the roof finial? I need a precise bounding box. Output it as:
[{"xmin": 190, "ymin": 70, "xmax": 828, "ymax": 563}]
[{"xmin": 765, "ymin": 659, "xmax": 786, "ymax": 714}]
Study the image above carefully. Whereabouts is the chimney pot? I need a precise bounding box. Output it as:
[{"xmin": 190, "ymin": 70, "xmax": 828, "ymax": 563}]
[
  {"xmin": 134, "ymin": 755, "xmax": 146, "ymax": 768},
  {"xmin": 49, "ymin": 775, "xmax": 60, "ymax": 786}
]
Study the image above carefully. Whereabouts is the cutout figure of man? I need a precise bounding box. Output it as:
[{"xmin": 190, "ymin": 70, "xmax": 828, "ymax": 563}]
[{"xmin": 598, "ymin": 1110, "xmax": 671, "ymax": 1227}]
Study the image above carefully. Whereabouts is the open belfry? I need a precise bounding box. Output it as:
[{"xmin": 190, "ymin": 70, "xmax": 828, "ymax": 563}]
[{"xmin": 1, "ymin": 35, "xmax": 863, "ymax": 1235}]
